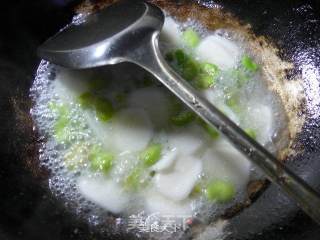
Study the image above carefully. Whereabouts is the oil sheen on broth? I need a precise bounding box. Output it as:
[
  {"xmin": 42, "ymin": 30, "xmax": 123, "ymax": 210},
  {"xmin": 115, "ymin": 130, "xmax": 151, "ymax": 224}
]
[{"xmin": 30, "ymin": 15, "xmax": 284, "ymax": 235}]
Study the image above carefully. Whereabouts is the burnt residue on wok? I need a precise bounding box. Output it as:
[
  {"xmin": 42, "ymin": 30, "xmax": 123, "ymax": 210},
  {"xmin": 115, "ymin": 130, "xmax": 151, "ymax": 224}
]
[{"xmin": 2, "ymin": 0, "xmax": 320, "ymax": 240}]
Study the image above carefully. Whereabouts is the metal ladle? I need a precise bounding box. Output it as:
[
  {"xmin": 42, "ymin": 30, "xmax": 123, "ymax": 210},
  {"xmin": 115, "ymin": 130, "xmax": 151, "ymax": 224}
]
[{"xmin": 38, "ymin": 1, "xmax": 320, "ymax": 224}]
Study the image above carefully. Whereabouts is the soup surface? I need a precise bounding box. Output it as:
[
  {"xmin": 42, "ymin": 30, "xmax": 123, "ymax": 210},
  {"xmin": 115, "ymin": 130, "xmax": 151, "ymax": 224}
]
[{"xmin": 31, "ymin": 14, "xmax": 286, "ymax": 238}]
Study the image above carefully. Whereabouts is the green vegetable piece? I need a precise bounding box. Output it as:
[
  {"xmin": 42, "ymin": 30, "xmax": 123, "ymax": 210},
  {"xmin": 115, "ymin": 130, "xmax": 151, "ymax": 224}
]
[
  {"xmin": 190, "ymin": 182, "xmax": 202, "ymax": 197},
  {"xmin": 48, "ymin": 101, "xmax": 68, "ymax": 115},
  {"xmin": 225, "ymin": 95, "xmax": 241, "ymax": 113},
  {"xmin": 175, "ymin": 50, "xmax": 198, "ymax": 80},
  {"xmin": 241, "ymin": 55, "xmax": 259, "ymax": 72},
  {"xmin": 226, "ymin": 96, "xmax": 237, "ymax": 108},
  {"xmin": 182, "ymin": 28, "xmax": 200, "ymax": 48},
  {"xmin": 78, "ymin": 92, "xmax": 95, "ymax": 108},
  {"xmin": 200, "ymin": 62, "xmax": 219, "ymax": 77},
  {"xmin": 169, "ymin": 97, "xmax": 195, "ymax": 126},
  {"xmin": 206, "ymin": 180, "xmax": 235, "ymax": 203},
  {"xmin": 245, "ymin": 128, "xmax": 257, "ymax": 139},
  {"xmin": 166, "ymin": 49, "xmax": 200, "ymax": 81},
  {"xmin": 174, "ymin": 49, "xmax": 188, "ymax": 65},
  {"xmin": 195, "ymin": 74, "xmax": 215, "ymax": 89},
  {"xmin": 54, "ymin": 126, "xmax": 71, "ymax": 143},
  {"xmin": 140, "ymin": 144, "xmax": 162, "ymax": 167},
  {"xmin": 54, "ymin": 114, "xmax": 69, "ymax": 130},
  {"xmin": 198, "ymin": 120, "xmax": 219, "ymax": 139},
  {"xmin": 78, "ymin": 93, "xmax": 114, "ymax": 121},
  {"xmin": 205, "ymin": 124, "xmax": 219, "ymax": 139},
  {"xmin": 49, "ymin": 102, "xmax": 85, "ymax": 144},
  {"xmin": 171, "ymin": 110, "xmax": 195, "ymax": 126},
  {"xmin": 181, "ymin": 58, "xmax": 200, "ymax": 81},
  {"xmin": 54, "ymin": 115, "xmax": 70, "ymax": 142},
  {"xmin": 49, "ymin": 102, "xmax": 71, "ymax": 142},
  {"xmin": 89, "ymin": 146, "xmax": 114, "ymax": 174},
  {"xmin": 123, "ymin": 167, "xmax": 144, "ymax": 191},
  {"xmin": 94, "ymin": 97, "xmax": 114, "ymax": 122},
  {"xmin": 194, "ymin": 63, "xmax": 219, "ymax": 89}
]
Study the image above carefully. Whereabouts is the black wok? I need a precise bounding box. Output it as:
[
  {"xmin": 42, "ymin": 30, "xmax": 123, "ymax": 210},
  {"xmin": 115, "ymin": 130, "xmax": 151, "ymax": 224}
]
[{"xmin": 1, "ymin": 0, "xmax": 320, "ymax": 239}]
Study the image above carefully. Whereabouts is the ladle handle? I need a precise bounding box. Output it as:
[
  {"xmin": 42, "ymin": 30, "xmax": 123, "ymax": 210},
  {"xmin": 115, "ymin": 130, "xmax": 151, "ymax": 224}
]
[{"xmin": 131, "ymin": 33, "xmax": 320, "ymax": 224}]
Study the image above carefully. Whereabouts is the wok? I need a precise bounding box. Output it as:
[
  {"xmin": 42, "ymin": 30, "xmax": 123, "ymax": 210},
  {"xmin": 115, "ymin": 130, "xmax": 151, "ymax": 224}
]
[{"xmin": 1, "ymin": 0, "xmax": 320, "ymax": 239}]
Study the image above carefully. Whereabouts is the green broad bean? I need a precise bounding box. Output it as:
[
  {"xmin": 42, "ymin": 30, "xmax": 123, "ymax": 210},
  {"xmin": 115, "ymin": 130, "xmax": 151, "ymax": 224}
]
[
  {"xmin": 182, "ymin": 28, "xmax": 200, "ymax": 48},
  {"xmin": 139, "ymin": 143, "xmax": 162, "ymax": 167},
  {"xmin": 206, "ymin": 180, "xmax": 235, "ymax": 203}
]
